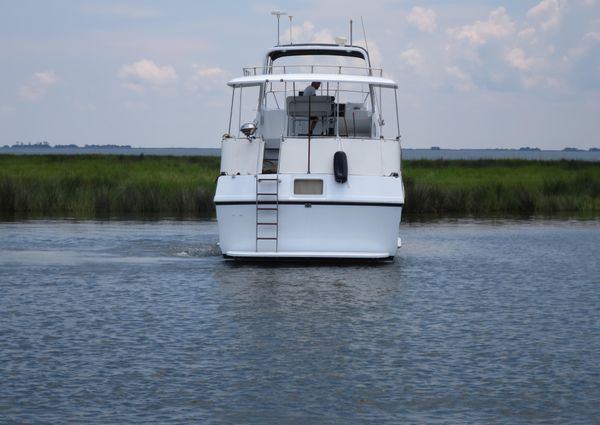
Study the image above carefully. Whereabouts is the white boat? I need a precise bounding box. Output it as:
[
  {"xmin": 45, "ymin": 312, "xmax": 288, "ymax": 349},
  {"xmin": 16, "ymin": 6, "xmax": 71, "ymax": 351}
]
[{"xmin": 214, "ymin": 41, "xmax": 404, "ymax": 260}]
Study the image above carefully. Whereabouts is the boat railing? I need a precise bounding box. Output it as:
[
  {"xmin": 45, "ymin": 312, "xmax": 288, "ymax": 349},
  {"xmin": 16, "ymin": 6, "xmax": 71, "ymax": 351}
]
[
  {"xmin": 243, "ymin": 65, "xmax": 383, "ymax": 77},
  {"xmin": 264, "ymin": 87, "xmax": 372, "ymax": 98}
]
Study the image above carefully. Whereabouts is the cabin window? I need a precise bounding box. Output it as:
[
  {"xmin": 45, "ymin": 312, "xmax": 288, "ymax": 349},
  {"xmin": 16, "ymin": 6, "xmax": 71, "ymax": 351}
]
[{"xmin": 294, "ymin": 179, "xmax": 323, "ymax": 195}]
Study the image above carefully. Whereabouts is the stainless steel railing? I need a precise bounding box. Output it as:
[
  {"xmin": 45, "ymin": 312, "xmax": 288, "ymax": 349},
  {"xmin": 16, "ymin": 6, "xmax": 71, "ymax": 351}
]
[{"xmin": 242, "ymin": 64, "xmax": 383, "ymax": 77}]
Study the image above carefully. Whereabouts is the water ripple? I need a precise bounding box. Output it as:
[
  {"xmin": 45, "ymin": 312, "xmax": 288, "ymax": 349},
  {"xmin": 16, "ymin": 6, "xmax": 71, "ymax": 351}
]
[{"xmin": 1, "ymin": 219, "xmax": 599, "ymax": 424}]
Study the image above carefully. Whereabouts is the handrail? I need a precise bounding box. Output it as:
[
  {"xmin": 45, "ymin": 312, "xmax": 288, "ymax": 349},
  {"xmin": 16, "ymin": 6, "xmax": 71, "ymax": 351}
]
[{"xmin": 243, "ymin": 64, "xmax": 383, "ymax": 77}]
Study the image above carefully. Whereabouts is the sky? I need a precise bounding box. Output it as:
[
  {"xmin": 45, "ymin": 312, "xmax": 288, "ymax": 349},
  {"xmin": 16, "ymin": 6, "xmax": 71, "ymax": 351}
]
[{"xmin": 1, "ymin": 0, "xmax": 599, "ymax": 149}]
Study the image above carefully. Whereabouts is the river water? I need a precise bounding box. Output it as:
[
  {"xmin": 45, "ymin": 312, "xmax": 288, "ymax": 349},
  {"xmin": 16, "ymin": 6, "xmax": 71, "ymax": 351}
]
[{"xmin": 1, "ymin": 219, "xmax": 599, "ymax": 424}]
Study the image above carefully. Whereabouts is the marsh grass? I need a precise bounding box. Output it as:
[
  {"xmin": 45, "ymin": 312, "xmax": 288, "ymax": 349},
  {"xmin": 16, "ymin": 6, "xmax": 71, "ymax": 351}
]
[
  {"xmin": 402, "ymin": 159, "xmax": 600, "ymax": 215},
  {"xmin": 0, "ymin": 155, "xmax": 220, "ymax": 218},
  {"xmin": 1, "ymin": 156, "xmax": 598, "ymax": 218}
]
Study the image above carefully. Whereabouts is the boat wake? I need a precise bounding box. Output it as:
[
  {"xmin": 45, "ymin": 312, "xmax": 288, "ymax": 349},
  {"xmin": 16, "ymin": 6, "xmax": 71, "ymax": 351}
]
[{"xmin": 173, "ymin": 244, "xmax": 222, "ymax": 258}]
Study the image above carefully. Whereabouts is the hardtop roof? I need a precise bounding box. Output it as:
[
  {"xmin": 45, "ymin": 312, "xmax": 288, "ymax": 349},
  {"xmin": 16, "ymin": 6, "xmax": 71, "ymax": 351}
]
[
  {"xmin": 266, "ymin": 43, "xmax": 370, "ymax": 63},
  {"xmin": 227, "ymin": 73, "xmax": 397, "ymax": 89}
]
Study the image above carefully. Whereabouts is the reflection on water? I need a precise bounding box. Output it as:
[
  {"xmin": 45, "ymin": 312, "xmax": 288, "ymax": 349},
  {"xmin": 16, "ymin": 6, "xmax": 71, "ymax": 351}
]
[{"xmin": 1, "ymin": 219, "xmax": 599, "ymax": 424}]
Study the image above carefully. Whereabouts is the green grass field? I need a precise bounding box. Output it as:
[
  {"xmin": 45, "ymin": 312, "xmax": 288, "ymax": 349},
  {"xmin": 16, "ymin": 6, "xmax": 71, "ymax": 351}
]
[{"xmin": 1, "ymin": 155, "xmax": 598, "ymax": 218}]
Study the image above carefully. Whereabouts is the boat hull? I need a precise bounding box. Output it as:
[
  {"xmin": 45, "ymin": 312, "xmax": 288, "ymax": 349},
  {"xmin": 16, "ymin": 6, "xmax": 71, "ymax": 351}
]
[{"xmin": 215, "ymin": 174, "xmax": 403, "ymax": 260}]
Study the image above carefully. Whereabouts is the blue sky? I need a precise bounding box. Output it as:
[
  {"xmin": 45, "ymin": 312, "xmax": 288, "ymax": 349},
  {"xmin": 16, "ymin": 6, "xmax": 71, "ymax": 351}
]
[{"xmin": 1, "ymin": 0, "xmax": 599, "ymax": 149}]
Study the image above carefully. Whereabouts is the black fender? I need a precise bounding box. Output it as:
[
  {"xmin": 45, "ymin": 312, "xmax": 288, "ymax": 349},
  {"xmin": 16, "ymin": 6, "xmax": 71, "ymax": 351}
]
[{"xmin": 333, "ymin": 151, "xmax": 348, "ymax": 183}]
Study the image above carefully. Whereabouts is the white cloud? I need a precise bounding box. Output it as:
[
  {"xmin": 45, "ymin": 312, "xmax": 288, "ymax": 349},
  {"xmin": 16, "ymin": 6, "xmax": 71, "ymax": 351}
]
[
  {"xmin": 121, "ymin": 82, "xmax": 146, "ymax": 94},
  {"xmin": 278, "ymin": 20, "xmax": 340, "ymax": 45},
  {"xmin": 444, "ymin": 66, "xmax": 475, "ymax": 91},
  {"xmin": 118, "ymin": 59, "xmax": 178, "ymax": 88},
  {"xmin": 527, "ymin": 0, "xmax": 562, "ymax": 31},
  {"xmin": 193, "ymin": 67, "xmax": 228, "ymax": 79},
  {"xmin": 451, "ymin": 7, "xmax": 515, "ymax": 46},
  {"xmin": 19, "ymin": 71, "xmax": 58, "ymax": 101},
  {"xmin": 312, "ymin": 29, "xmax": 335, "ymax": 44},
  {"xmin": 34, "ymin": 71, "xmax": 58, "ymax": 85},
  {"xmin": 407, "ymin": 7, "xmax": 437, "ymax": 33},
  {"xmin": 505, "ymin": 48, "xmax": 538, "ymax": 71},
  {"xmin": 284, "ymin": 21, "xmax": 335, "ymax": 45},
  {"xmin": 287, "ymin": 21, "xmax": 315, "ymax": 44},
  {"xmin": 564, "ymin": 28, "xmax": 600, "ymax": 64},
  {"xmin": 353, "ymin": 39, "xmax": 383, "ymax": 68},
  {"xmin": 527, "ymin": 0, "xmax": 556, "ymax": 17},
  {"xmin": 400, "ymin": 48, "xmax": 424, "ymax": 67},
  {"xmin": 518, "ymin": 27, "xmax": 537, "ymax": 39},
  {"xmin": 285, "ymin": 21, "xmax": 354, "ymax": 45},
  {"xmin": 187, "ymin": 66, "xmax": 229, "ymax": 92},
  {"xmin": 584, "ymin": 31, "xmax": 600, "ymax": 42}
]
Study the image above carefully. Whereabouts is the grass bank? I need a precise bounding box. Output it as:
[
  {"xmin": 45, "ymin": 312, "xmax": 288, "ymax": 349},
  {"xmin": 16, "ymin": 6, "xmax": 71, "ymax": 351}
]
[
  {"xmin": 403, "ymin": 159, "xmax": 600, "ymax": 215},
  {"xmin": 0, "ymin": 155, "xmax": 598, "ymax": 218},
  {"xmin": 0, "ymin": 155, "xmax": 219, "ymax": 218}
]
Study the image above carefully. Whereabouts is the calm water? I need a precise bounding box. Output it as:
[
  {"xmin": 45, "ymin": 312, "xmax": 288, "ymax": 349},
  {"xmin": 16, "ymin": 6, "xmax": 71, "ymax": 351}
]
[{"xmin": 1, "ymin": 219, "xmax": 599, "ymax": 424}]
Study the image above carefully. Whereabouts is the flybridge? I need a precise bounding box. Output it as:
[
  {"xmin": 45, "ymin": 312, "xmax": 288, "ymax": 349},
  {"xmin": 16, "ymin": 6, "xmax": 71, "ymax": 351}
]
[{"xmin": 240, "ymin": 43, "xmax": 383, "ymax": 80}]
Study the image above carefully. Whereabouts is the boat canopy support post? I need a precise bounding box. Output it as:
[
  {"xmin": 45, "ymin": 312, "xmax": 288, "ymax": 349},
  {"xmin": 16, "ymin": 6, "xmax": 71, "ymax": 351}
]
[
  {"xmin": 379, "ymin": 86, "xmax": 384, "ymax": 137},
  {"xmin": 228, "ymin": 88, "xmax": 235, "ymax": 136},
  {"xmin": 238, "ymin": 88, "xmax": 243, "ymax": 138},
  {"xmin": 307, "ymin": 96, "xmax": 312, "ymax": 174},
  {"xmin": 394, "ymin": 88, "xmax": 400, "ymax": 141},
  {"xmin": 335, "ymin": 82, "xmax": 340, "ymax": 141}
]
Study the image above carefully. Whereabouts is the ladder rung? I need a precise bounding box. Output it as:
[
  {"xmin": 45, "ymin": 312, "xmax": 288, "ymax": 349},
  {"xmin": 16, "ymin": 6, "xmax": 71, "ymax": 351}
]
[{"xmin": 256, "ymin": 173, "xmax": 279, "ymax": 251}]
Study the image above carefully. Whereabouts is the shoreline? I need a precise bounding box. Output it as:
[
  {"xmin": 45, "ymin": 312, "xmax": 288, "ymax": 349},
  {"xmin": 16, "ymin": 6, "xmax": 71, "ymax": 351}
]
[{"xmin": 1, "ymin": 155, "xmax": 598, "ymax": 217}]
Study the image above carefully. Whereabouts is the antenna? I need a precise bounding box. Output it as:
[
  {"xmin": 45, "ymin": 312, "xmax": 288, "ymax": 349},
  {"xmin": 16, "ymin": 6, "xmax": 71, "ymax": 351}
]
[
  {"xmin": 350, "ymin": 19, "xmax": 353, "ymax": 45},
  {"xmin": 271, "ymin": 11, "xmax": 287, "ymax": 46},
  {"xmin": 289, "ymin": 15, "xmax": 293, "ymax": 44},
  {"xmin": 360, "ymin": 16, "xmax": 370, "ymax": 55}
]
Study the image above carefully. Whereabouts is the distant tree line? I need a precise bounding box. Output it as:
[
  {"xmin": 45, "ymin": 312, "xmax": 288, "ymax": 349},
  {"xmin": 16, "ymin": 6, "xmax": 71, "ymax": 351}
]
[{"xmin": 4, "ymin": 142, "xmax": 132, "ymax": 149}]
